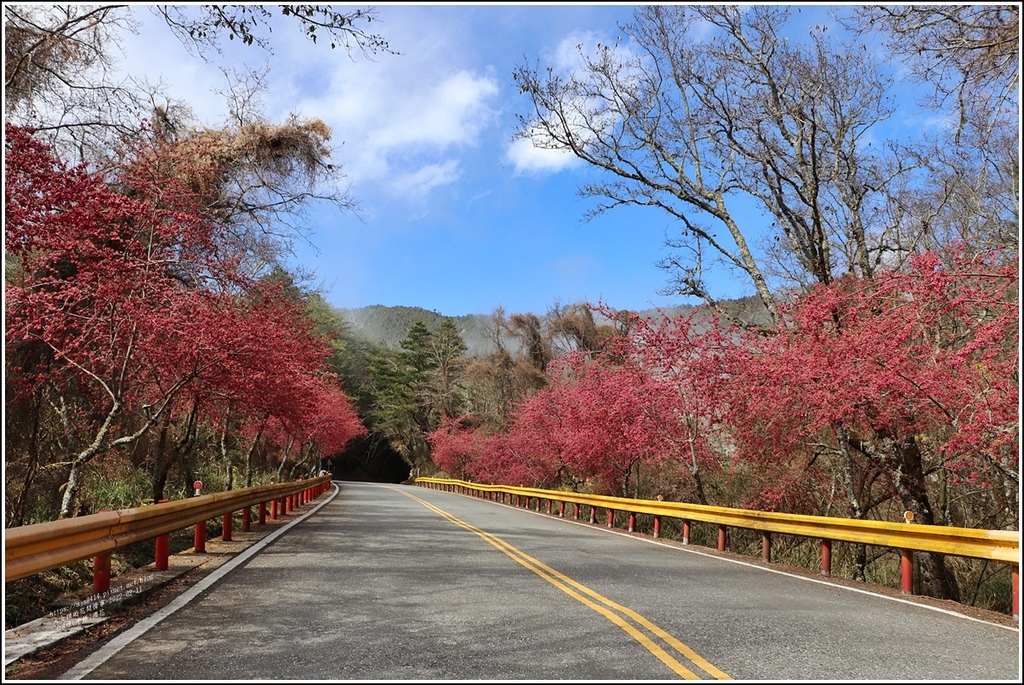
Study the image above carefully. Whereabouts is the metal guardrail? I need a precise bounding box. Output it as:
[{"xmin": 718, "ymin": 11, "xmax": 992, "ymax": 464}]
[
  {"xmin": 415, "ymin": 478, "xmax": 1019, "ymax": 563},
  {"xmin": 3, "ymin": 476, "xmax": 332, "ymax": 583},
  {"xmin": 416, "ymin": 477, "xmax": 1020, "ymax": 619}
]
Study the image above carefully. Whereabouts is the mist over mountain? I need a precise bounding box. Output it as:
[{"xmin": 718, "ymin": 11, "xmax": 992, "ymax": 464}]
[
  {"xmin": 337, "ymin": 305, "xmax": 497, "ymax": 355},
  {"xmin": 335, "ymin": 298, "xmax": 769, "ymax": 356}
]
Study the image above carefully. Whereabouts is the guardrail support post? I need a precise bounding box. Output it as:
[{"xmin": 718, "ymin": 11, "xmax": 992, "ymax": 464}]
[
  {"xmin": 242, "ymin": 506, "xmax": 251, "ymax": 532},
  {"xmin": 270, "ymin": 498, "xmax": 277, "ymax": 519},
  {"xmin": 559, "ymin": 501, "xmax": 565, "ymax": 518},
  {"xmin": 93, "ymin": 553, "xmax": 111, "ymax": 594},
  {"xmin": 155, "ymin": 533, "xmax": 169, "ymax": 570},
  {"xmin": 900, "ymin": 549, "xmax": 914, "ymax": 594},
  {"xmin": 194, "ymin": 520, "xmax": 207, "ymax": 553},
  {"xmin": 682, "ymin": 520, "xmax": 691, "ymax": 544},
  {"xmin": 546, "ymin": 500, "xmax": 552, "ymax": 514},
  {"xmin": 573, "ymin": 503, "xmax": 580, "ymax": 520},
  {"xmin": 155, "ymin": 499, "xmax": 169, "ymax": 570},
  {"xmin": 628, "ymin": 512, "xmax": 636, "ymax": 533},
  {"xmin": 653, "ymin": 515, "xmax": 661, "ymax": 538},
  {"xmin": 717, "ymin": 525, "xmax": 727, "ymax": 551},
  {"xmin": 1013, "ymin": 566, "xmax": 1019, "ymax": 622},
  {"xmin": 607, "ymin": 509, "xmax": 615, "ymax": 528},
  {"xmin": 762, "ymin": 532, "xmax": 772, "ymax": 563},
  {"xmin": 589, "ymin": 507, "xmax": 597, "ymax": 525},
  {"xmin": 222, "ymin": 512, "xmax": 233, "ymax": 541},
  {"xmin": 259, "ymin": 501, "xmax": 267, "ymax": 525},
  {"xmin": 821, "ymin": 539, "xmax": 832, "ymax": 576}
]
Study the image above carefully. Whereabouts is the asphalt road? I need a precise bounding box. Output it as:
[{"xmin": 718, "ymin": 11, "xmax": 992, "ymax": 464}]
[{"xmin": 65, "ymin": 481, "xmax": 1020, "ymax": 681}]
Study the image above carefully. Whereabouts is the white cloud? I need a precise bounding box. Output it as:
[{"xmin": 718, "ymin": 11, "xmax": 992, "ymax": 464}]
[
  {"xmin": 366, "ymin": 69, "xmax": 499, "ymax": 151},
  {"xmin": 258, "ymin": 11, "xmax": 500, "ymax": 201},
  {"xmin": 506, "ymin": 29, "xmax": 636, "ymax": 176},
  {"xmin": 506, "ymin": 137, "xmax": 580, "ymax": 174},
  {"xmin": 387, "ymin": 160, "xmax": 462, "ymax": 201},
  {"xmin": 117, "ymin": 7, "xmax": 501, "ymax": 206}
]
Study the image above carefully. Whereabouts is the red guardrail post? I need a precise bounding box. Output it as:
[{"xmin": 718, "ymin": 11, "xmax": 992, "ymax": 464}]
[
  {"xmin": 573, "ymin": 503, "xmax": 580, "ymax": 520},
  {"xmin": 628, "ymin": 512, "xmax": 636, "ymax": 533},
  {"xmin": 821, "ymin": 539, "xmax": 832, "ymax": 575},
  {"xmin": 1013, "ymin": 566, "xmax": 1019, "ymax": 622},
  {"xmin": 682, "ymin": 520, "xmax": 691, "ymax": 544},
  {"xmin": 718, "ymin": 525, "xmax": 727, "ymax": 551},
  {"xmin": 155, "ymin": 533, "xmax": 169, "ymax": 570},
  {"xmin": 192, "ymin": 482, "xmax": 207, "ymax": 553},
  {"xmin": 653, "ymin": 515, "xmax": 661, "ymax": 538},
  {"xmin": 901, "ymin": 549, "xmax": 914, "ymax": 594},
  {"xmin": 93, "ymin": 552, "xmax": 111, "ymax": 594},
  {"xmin": 155, "ymin": 500, "xmax": 170, "ymax": 570},
  {"xmin": 762, "ymin": 532, "xmax": 772, "ymax": 563},
  {"xmin": 607, "ymin": 509, "xmax": 615, "ymax": 528},
  {"xmin": 222, "ymin": 512, "xmax": 233, "ymax": 541},
  {"xmin": 559, "ymin": 501, "xmax": 565, "ymax": 518},
  {"xmin": 194, "ymin": 520, "xmax": 206, "ymax": 553},
  {"xmin": 259, "ymin": 501, "xmax": 267, "ymax": 525},
  {"xmin": 242, "ymin": 506, "xmax": 251, "ymax": 532},
  {"xmin": 589, "ymin": 507, "xmax": 597, "ymax": 524}
]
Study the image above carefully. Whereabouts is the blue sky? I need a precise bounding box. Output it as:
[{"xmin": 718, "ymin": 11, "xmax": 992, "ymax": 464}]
[{"xmin": 121, "ymin": 3, "xmax": 861, "ymax": 318}]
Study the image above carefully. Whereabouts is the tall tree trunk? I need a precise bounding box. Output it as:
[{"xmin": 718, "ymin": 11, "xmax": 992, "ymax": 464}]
[
  {"xmin": 152, "ymin": 418, "xmax": 171, "ymax": 503},
  {"xmin": 889, "ymin": 436, "xmax": 961, "ymax": 601},
  {"xmin": 8, "ymin": 395, "xmax": 42, "ymax": 527},
  {"xmin": 685, "ymin": 434, "xmax": 709, "ymax": 506},
  {"xmin": 152, "ymin": 399, "xmax": 200, "ymax": 502},
  {"xmin": 221, "ymin": 429, "xmax": 234, "ymax": 491},
  {"xmin": 59, "ymin": 400, "xmax": 121, "ymax": 518},
  {"xmin": 244, "ymin": 425, "xmax": 264, "ymax": 488},
  {"xmin": 837, "ymin": 427, "xmax": 868, "ymax": 581}
]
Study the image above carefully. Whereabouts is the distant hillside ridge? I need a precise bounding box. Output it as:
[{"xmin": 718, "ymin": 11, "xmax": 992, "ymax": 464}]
[
  {"xmin": 336, "ymin": 296, "xmax": 769, "ymax": 357},
  {"xmin": 336, "ymin": 305, "xmax": 494, "ymax": 355}
]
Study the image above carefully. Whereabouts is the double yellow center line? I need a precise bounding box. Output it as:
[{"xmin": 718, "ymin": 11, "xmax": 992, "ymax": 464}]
[{"xmin": 398, "ymin": 488, "xmax": 732, "ymax": 680}]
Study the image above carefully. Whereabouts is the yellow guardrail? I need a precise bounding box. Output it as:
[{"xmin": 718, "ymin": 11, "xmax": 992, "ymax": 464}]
[
  {"xmin": 4, "ymin": 476, "xmax": 332, "ymax": 583},
  {"xmin": 415, "ymin": 478, "xmax": 1020, "ymax": 565}
]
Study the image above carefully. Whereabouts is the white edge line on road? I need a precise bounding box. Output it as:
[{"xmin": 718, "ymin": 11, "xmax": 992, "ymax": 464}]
[{"xmin": 60, "ymin": 483, "xmax": 341, "ymax": 680}]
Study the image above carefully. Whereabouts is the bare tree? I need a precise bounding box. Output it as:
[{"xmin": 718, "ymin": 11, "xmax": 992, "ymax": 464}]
[
  {"xmin": 153, "ymin": 5, "xmax": 391, "ymax": 59},
  {"xmin": 514, "ymin": 5, "xmax": 909, "ymax": 324},
  {"xmin": 545, "ymin": 302, "xmax": 604, "ymax": 356},
  {"xmin": 4, "ymin": 4, "xmax": 152, "ymax": 162},
  {"xmin": 843, "ymin": 5, "xmax": 1018, "ymax": 142},
  {"xmin": 842, "ymin": 5, "xmax": 1020, "ymax": 261}
]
